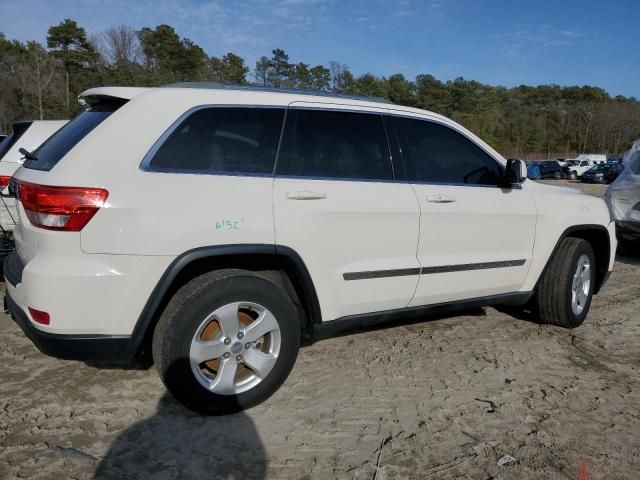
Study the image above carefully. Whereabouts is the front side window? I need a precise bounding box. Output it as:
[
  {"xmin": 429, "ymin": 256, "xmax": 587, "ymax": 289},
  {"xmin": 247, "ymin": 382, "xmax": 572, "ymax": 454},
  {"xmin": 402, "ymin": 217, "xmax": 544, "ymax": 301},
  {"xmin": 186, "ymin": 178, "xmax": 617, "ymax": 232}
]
[
  {"xmin": 395, "ymin": 117, "xmax": 503, "ymax": 186},
  {"xmin": 277, "ymin": 109, "xmax": 393, "ymax": 181},
  {"xmin": 147, "ymin": 107, "xmax": 285, "ymax": 174}
]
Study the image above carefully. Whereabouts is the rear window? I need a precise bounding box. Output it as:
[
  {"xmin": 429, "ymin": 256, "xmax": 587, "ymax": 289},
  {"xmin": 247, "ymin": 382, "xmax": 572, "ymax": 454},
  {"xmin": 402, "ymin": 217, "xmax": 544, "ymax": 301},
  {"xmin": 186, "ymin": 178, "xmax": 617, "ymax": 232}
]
[
  {"xmin": 0, "ymin": 122, "xmax": 32, "ymax": 160},
  {"xmin": 146, "ymin": 107, "xmax": 285, "ymax": 175},
  {"xmin": 24, "ymin": 102, "xmax": 123, "ymax": 171}
]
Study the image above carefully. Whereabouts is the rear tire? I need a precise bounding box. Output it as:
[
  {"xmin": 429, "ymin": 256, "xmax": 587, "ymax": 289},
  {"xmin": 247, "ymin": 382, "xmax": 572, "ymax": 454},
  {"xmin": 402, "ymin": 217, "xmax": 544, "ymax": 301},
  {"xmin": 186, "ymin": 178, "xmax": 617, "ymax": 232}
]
[
  {"xmin": 152, "ymin": 269, "xmax": 300, "ymax": 415},
  {"xmin": 569, "ymin": 171, "xmax": 577, "ymax": 180},
  {"xmin": 536, "ymin": 238, "xmax": 595, "ymax": 328}
]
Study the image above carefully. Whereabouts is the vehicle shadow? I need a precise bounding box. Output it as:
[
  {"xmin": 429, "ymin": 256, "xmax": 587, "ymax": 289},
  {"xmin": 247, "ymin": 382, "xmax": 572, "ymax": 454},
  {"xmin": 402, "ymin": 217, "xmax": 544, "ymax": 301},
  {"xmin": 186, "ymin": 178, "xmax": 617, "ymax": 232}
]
[
  {"xmin": 494, "ymin": 303, "xmax": 542, "ymax": 325},
  {"xmin": 94, "ymin": 392, "xmax": 266, "ymax": 479},
  {"xmin": 616, "ymin": 248, "xmax": 640, "ymax": 266}
]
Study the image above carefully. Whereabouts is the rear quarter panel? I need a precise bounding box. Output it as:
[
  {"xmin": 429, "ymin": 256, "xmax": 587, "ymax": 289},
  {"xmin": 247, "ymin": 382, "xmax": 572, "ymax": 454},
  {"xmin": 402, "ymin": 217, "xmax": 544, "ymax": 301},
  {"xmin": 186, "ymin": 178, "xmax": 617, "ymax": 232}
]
[{"xmin": 26, "ymin": 89, "xmax": 287, "ymax": 255}]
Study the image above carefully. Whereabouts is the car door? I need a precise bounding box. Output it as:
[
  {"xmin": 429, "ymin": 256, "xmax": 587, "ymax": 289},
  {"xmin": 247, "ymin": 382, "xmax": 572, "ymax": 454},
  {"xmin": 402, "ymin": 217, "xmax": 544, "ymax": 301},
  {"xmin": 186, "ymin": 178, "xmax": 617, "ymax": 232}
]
[
  {"xmin": 273, "ymin": 104, "xmax": 421, "ymax": 321},
  {"xmin": 389, "ymin": 115, "xmax": 537, "ymax": 306},
  {"xmin": 540, "ymin": 162, "xmax": 549, "ymax": 178},
  {"xmin": 579, "ymin": 160, "xmax": 590, "ymax": 175}
]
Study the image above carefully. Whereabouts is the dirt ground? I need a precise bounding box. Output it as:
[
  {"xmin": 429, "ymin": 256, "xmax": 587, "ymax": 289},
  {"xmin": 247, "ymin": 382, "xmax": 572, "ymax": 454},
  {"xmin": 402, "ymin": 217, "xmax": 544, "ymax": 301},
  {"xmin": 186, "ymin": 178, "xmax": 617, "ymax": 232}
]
[{"xmin": 1, "ymin": 180, "xmax": 639, "ymax": 480}]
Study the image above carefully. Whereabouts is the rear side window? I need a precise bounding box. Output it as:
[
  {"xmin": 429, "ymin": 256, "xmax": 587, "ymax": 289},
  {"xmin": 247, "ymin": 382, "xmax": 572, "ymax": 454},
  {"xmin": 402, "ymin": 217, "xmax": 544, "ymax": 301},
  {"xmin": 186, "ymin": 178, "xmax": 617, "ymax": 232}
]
[
  {"xmin": 24, "ymin": 103, "xmax": 122, "ymax": 171},
  {"xmin": 0, "ymin": 122, "xmax": 32, "ymax": 160},
  {"xmin": 146, "ymin": 107, "xmax": 285, "ymax": 175},
  {"xmin": 395, "ymin": 117, "xmax": 502, "ymax": 186},
  {"xmin": 277, "ymin": 109, "xmax": 392, "ymax": 181}
]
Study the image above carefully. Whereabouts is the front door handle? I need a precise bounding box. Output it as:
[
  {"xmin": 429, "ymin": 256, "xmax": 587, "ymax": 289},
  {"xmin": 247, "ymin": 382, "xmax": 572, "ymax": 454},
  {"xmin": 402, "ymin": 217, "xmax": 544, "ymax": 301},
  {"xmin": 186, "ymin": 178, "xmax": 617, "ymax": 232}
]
[
  {"xmin": 285, "ymin": 191, "xmax": 327, "ymax": 200},
  {"xmin": 426, "ymin": 194, "xmax": 457, "ymax": 203}
]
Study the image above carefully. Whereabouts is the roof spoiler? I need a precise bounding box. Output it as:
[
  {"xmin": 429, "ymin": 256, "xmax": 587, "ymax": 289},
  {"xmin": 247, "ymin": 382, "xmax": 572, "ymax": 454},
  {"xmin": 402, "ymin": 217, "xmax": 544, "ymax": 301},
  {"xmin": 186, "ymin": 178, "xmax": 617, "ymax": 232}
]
[{"xmin": 78, "ymin": 87, "xmax": 149, "ymax": 108}]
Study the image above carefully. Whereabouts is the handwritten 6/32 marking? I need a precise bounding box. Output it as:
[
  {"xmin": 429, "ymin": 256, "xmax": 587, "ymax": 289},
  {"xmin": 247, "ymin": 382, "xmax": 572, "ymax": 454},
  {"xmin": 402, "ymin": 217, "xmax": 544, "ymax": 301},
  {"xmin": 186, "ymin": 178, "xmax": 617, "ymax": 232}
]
[{"xmin": 215, "ymin": 219, "xmax": 243, "ymax": 231}]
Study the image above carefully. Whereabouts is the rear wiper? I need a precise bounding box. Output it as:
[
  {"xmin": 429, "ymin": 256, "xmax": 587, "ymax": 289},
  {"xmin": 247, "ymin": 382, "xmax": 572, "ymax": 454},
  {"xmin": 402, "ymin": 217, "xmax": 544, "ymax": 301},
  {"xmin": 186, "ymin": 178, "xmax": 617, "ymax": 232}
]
[{"xmin": 19, "ymin": 147, "xmax": 37, "ymax": 161}]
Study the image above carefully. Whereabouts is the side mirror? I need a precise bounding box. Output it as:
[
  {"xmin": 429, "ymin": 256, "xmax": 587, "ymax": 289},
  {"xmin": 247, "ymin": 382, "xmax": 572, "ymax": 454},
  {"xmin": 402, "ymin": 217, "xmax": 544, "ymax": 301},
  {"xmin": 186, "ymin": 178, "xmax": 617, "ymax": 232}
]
[{"xmin": 504, "ymin": 159, "xmax": 526, "ymax": 185}]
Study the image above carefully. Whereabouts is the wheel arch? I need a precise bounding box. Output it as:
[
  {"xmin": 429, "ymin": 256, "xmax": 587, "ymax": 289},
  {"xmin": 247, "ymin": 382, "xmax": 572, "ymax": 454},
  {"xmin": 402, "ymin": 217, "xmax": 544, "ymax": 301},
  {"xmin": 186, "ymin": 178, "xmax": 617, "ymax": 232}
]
[
  {"xmin": 535, "ymin": 224, "xmax": 611, "ymax": 295},
  {"xmin": 127, "ymin": 244, "xmax": 322, "ymax": 360}
]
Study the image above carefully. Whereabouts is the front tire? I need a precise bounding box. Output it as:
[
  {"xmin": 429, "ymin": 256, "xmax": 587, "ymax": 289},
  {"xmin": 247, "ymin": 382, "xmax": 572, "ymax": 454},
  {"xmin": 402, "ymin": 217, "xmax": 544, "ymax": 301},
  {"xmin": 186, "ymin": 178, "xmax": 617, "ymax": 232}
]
[
  {"xmin": 569, "ymin": 171, "xmax": 577, "ymax": 180},
  {"xmin": 536, "ymin": 238, "xmax": 595, "ymax": 328},
  {"xmin": 152, "ymin": 269, "xmax": 300, "ymax": 415}
]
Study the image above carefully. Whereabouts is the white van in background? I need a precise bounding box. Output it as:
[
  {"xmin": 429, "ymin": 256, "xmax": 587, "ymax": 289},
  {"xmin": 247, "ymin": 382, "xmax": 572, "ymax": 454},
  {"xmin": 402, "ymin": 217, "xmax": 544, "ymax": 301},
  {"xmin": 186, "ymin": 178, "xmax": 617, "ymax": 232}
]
[
  {"xmin": 0, "ymin": 120, "xmax": 67, "ymax": 231},
  {"xmin": 565, "ymin": 154, "xmax": 608, "ymax": 179}
]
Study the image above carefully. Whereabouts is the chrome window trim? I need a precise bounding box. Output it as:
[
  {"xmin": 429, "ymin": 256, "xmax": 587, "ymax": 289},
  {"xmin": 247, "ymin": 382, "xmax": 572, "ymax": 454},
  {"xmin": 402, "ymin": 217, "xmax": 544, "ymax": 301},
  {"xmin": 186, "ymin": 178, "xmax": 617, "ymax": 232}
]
[
  {"xmin": 275, "ymin": 174, "xmax": 399, "ymax": 185},
  {"xmin": 138, "ymin": 104, "xmax": 523, "ymax": 191},
  {"xmin": 287, "ymin": 104, "xmax": 390, "ymax": 114}
]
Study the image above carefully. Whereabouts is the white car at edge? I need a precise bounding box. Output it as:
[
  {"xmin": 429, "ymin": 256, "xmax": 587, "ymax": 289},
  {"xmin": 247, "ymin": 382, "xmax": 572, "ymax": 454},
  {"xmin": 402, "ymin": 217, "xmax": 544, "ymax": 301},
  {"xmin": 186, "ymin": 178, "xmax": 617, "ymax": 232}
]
[
  {"xmin": 4, "ymin": 84, "xmax": 616, "ymax": 414},
  {"xmin": 0, "ymin": 120, "xmax": 67, "ymax": 231}
]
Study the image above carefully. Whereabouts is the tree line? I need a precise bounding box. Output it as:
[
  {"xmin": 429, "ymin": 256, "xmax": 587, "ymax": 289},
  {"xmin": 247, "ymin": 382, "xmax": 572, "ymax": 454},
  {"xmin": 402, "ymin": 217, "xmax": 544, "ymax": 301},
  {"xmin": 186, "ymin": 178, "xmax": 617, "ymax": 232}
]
[{"xmin": 1, "ymin": 19, "xmax": 639, "ymax": 158}]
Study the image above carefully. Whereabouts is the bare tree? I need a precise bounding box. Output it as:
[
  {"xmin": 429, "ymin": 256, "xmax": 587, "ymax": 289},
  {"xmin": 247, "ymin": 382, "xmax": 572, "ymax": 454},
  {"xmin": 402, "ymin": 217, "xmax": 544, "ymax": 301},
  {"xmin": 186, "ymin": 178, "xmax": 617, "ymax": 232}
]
[
  {"xmin": 18, "ymin": 42, "xmax": 64, "ymax": 119},
  {"xmin": 98, "ymin": 25, "xmax": 141, "ymax": 65},
  {"xmin": 0, "ymin": 56, "xmax": 20, "ymax": 131},
  {"xmin": 329, "ymin": 61, "xmax": 353, "ymax": 92}
]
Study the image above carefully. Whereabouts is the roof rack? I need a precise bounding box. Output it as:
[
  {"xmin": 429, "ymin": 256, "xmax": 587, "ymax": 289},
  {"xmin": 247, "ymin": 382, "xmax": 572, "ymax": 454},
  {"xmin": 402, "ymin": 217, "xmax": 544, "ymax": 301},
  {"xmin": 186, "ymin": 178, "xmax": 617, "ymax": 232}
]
[{"xmin": 161, "ymin": 82, "xmax": 393, "ymax": 105}]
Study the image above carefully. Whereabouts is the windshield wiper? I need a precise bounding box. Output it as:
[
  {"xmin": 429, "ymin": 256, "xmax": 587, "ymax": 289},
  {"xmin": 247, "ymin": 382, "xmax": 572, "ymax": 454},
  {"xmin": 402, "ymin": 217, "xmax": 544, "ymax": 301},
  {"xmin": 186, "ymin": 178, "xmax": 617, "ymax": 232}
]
[{"xmin": 19, "ymin": 147, "xmax": 38, "ymax": 161}]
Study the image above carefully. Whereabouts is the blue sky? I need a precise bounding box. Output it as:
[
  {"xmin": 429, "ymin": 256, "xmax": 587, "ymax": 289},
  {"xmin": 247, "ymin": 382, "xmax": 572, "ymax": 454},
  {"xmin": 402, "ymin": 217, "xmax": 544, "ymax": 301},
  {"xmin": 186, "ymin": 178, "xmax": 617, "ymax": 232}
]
[{"xmin": 1, "ymin": 0, "xmax": 638, "ymax": 98}]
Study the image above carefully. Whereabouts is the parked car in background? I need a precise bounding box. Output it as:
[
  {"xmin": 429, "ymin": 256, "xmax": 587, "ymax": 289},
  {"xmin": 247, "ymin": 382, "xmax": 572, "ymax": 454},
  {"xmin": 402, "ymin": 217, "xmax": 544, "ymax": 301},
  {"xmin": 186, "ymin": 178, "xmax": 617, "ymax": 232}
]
[
  {"xmin": 576, "ymin": 154, "xmax": 607, "ymax": 164},
  {"xmin": 564, "ymin": 155, "xmax": 607, "ymax": 179},
  {"xmin": 605, "ymin": 163, "xmax": 625, "ymax": 183},
  {"xmin": 3, "ymin": 83, "xmax": 615, "ymax": 415},
  {"xmin": 581, "ymin": 164, "xmax": 610, "ymax": 184},
  {"xmin": 0, "ymin": 120, "xmax": 67, "ymax": 232},
  {"xmin": 527, "ymin": 160, "xmax": 565, "ymax": 180}
]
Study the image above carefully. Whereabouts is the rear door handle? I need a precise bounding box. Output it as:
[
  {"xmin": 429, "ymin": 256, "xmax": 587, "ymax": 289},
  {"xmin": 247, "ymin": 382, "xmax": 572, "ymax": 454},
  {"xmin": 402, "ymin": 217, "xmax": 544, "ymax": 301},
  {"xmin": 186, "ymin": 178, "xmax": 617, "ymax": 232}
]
[
  {"xmin": 426, "ymin": 194, "xmax": 457, "ymax": 203},
  {"xmin": 285, "ymin": 191, "xmax": 327, "ymax": 200}
]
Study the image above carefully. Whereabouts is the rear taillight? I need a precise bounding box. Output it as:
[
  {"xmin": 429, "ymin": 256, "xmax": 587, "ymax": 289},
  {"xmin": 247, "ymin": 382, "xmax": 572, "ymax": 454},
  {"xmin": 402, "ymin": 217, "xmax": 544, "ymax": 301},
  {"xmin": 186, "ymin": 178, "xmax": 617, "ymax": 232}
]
[
  {"xmin": 0, "ymin": 176, "xmax": 10, "ymax": 189},
  {"xmin": 17, "ymin": 181, "xmax": 108, "ymax": 231}
]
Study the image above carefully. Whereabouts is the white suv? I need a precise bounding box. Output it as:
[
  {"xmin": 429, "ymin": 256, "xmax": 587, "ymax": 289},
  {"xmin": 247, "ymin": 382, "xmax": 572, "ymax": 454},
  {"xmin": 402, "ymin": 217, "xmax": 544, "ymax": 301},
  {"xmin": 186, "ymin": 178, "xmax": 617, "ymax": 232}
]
[{"xmin": 4, "ymin": 84, "xmax": 616, "ymax": 414}]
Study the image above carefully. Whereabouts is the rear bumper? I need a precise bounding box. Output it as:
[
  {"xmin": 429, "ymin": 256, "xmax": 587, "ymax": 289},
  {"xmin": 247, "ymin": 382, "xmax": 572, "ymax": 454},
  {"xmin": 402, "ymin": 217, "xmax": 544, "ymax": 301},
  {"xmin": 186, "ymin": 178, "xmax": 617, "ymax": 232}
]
[
  {"xmin": 3, "ymin": 250, "xmax": 137, "ymax": 363},
  {"xmin": 4, "ymin": 289, "xmax": 133, "ymax": 362}
]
